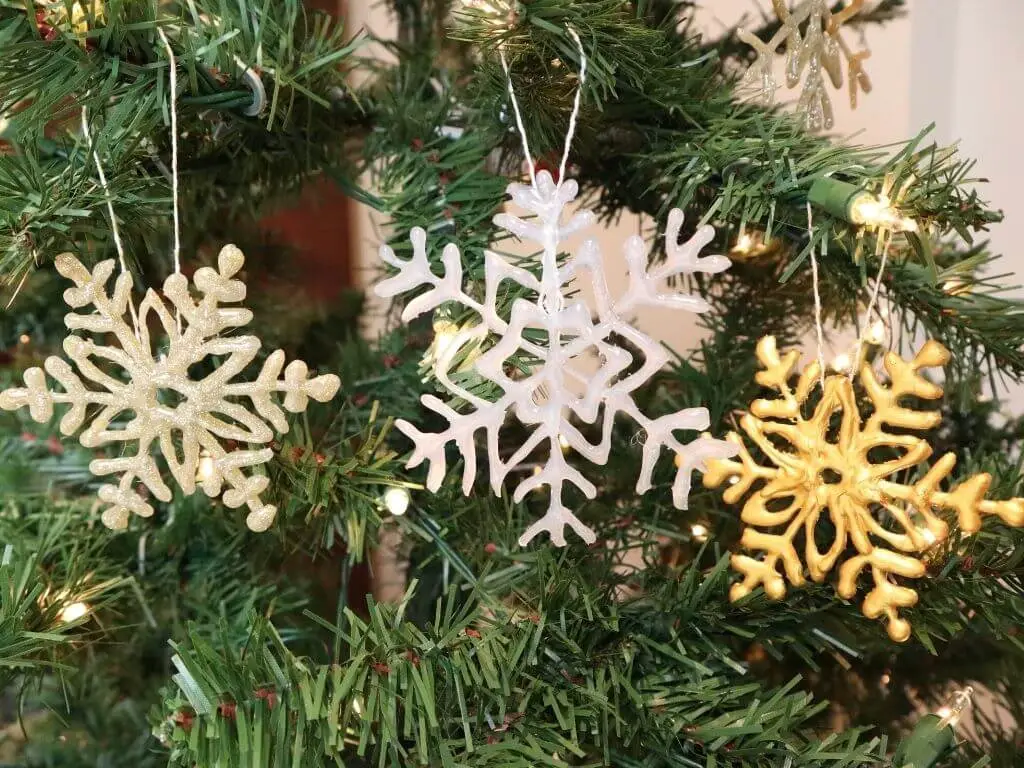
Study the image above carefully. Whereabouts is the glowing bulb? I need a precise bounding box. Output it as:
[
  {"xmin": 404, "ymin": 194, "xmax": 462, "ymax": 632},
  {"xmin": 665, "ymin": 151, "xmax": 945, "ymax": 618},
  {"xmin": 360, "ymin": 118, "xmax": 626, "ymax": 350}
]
[
  {"xmin": 558, "ymin": 434, "xmax": 571, "ymax": 453},
  {"xmin": 733, "ymin": 233, "xmax": 755, "ymax": 254},
  {"xmin": 880, "ymin": 672, "xmax": 891, "ymax": 686},
  {"xmin": 196, "ymin": 450, "xmax": 216, "ymax": 482},
  {"xmin": 936, "ymin": 686, "xmax": 973, "ymax": 728},
  {"xmin": 690, "ymin": 523, "xmax": 709, "ymax": 542},
  {"xmin": 382, "ymin": 487, "xmax": 410, "ymax": 516},
  {"xmin": 831, "ymin": 352, "xmax": 852, "ymax": 373},
  {"xmin": 18, "ymin": 334, "xmax": 29, "ymax": 345},
  {"xmin": 942, "ymin": 279, "xmax": 969, "ymax": 296},
  {"xmin": 728, "ymin": 475, "xmax": 740, "ymax": 486},
  {"xmin": 850, "ymin": 193, "xmax": 918, "ymax": 233},
  {"xmin": 432, "ymin": 320, "xmax": 460, "ymax": 362},
  {"xmin": 865, "ymin": 320, "xmax": 886, "ymax": 345},
  {"xmin": 58, "ymin": 601, "xmax": 90, "ymax": 623},
  {"xmin": 919, "ymin": 527, "xmax": 938, "ymax": 546},
  {"xmin": 351, "ymin": 697, "xmax": 363, "ymax": 715}
]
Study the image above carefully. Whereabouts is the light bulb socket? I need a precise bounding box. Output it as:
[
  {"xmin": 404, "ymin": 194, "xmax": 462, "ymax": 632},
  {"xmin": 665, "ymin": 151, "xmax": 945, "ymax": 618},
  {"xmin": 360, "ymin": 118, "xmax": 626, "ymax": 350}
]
[
  {"xmin": 892, "ymin": 714, "xmax": 956, "ymax": 768},
  {"xmin": 808, "ymin": 177, "xmax": 870, "ymax": 223}
]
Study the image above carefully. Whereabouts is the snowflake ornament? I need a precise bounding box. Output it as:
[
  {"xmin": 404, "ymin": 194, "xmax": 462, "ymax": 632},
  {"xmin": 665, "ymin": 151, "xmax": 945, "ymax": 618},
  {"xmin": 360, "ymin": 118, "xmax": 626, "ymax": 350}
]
[
  {"xmin": 740, "ymin": 0, "xmax": 872, "ymax": 131},
  {"xmin": 0, "ymin": 248, "xmax": 340, "ymax": 532},
  {"xmin": 703, "ymin": 336, "xmax": 1024, "ymax": 641},
  {"xmin": 377, "ymin": 170, "xmax": 738, "ymax": 546}
]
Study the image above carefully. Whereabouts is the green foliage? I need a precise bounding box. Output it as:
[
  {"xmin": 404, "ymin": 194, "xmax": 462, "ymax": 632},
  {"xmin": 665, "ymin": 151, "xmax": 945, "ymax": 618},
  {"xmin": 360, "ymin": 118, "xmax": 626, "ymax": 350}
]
[
  {"xmin": 0, "ymin": 0, "xmax": 363, "ymax": 284},
  {"xmin": 159, "ymin": 572, "xmax": 888, "ymax": 768},
  {"xmin": 0, "ymin": 1, "xmax": 1022, "ymax": 767}
]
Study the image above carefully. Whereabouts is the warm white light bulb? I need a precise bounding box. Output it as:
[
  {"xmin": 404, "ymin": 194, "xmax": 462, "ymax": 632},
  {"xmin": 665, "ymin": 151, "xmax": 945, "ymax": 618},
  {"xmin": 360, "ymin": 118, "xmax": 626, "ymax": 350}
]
[
  {"xmin": 866, "ymin": 320, "xmax": 886, "ymax": 345},
  {"xmin": 383, "ymin": 487, "xmax": 410, "ymax": 516},
  {"xmin": 58, "ymin": 601, "xmax": 90, "ymax": 623},
  {"xmin": 558, "ymin": 434, "xmax": 571, "ymax": 453},
  {"xmin": 733, "ymin": 233, "xmax": 755, "ymax": 254},
  {"xmin": 18, "ymin": 334, "xmax": 29, "ymax": 345},
  {"xmin": 936, "ymin": 686, "xmax": 974, "ymax": 729},
  {"xmin": 919, "ymin": 527, "xmax": 938, "ymax": 546},
  {"xmin": 197, "ymin": 450, "xmax": 216, "ymax": 482},
  {"xmin": 691, "ymin": 523, "xmax": 709, "ymax": 542},
  {"xmin": 942, "ymin": 278, "xmax": 968, "ymax": 296},
  {"xmin": 850, "ymin": 193, "xmax": 917, "ymax": 233},
  {"xmin": 831, "ymin": 352, "xmax": 852, "ymax": 373},
  {"xmin": 432, "ymin": 320, "xmax": 460, "ymax": 362}
]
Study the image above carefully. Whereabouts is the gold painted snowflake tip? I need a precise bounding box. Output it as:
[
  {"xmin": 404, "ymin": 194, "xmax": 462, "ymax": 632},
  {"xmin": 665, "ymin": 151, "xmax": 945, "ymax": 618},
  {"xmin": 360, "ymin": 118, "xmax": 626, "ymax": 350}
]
[
  {"xmin": 0, "ymin": 247, "xmax": 340, "ymax": 532},
  {"xmin": 703, "ymin": 336, "xmax": 1024, "ymax": 642}
]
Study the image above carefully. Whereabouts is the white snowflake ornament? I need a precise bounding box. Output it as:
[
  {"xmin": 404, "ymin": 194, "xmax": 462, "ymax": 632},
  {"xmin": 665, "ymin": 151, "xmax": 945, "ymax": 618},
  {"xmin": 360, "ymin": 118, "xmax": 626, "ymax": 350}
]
[
  {"xmin": 0, "ymin": 247, "xmax": 340, "ymax": 532},
  {"xmin": 376, "ymin": 170, "xmax": 738, "ymax": 546}
]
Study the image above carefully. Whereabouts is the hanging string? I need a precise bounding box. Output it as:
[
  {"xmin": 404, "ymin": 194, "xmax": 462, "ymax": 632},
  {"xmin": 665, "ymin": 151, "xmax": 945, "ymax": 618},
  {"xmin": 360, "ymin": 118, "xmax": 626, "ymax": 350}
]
[
  {"xmin": 156, "ymin": 28, "xmax": 182, "ymax": 276},
  {"xmin": 806, "ymin": 203, "xmax": 827, "ymax": 388},
  {"xmin": 499, "ymin": 27, "xmax": 588, "ymax": 190},
  {"xmin": 498, "ymin": 26, "xmax": 588, "ymax": 321},
  {"xmin": 850, "ymin": 243, "xmax": 891, "ymax": 380},
  {"xmin": 80, "ymin": 106, "xmax": 143, "ymax": 339},
  {"xmin": 498, "ymin": 46, "xmax": 537, "ymax": 189},
  {"xmin": 81, "ymin": 107, "xmax": 130, "ymax": 276},
  {"xmin": 558, "ymin": 27, "xmax": 587, "ymax": 188}
]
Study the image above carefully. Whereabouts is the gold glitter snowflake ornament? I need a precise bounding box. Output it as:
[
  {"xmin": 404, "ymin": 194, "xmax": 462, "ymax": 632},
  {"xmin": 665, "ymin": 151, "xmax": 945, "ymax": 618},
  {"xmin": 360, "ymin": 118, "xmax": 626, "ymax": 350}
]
[
  {"xmin": 703, "ymin": 336, "xmax": 1024, "ymax": 641},
  {"xmin": 740, "ymin": 0, "xmax": 872, "ymax": 131},
  {"xmin": 0, "ymin": 248, "xmax": 340, "ymax": 532}
]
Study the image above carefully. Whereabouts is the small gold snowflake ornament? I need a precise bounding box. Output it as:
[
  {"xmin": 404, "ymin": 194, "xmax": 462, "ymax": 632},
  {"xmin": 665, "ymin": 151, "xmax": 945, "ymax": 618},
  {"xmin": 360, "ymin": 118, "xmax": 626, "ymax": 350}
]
[
  {"xmin": 703, "ymin": 336, "xmax": 1024, "ymax": 642},
  {"xmin": 0, "ymin": 247, "xmax": 340, "ymax": 532}
]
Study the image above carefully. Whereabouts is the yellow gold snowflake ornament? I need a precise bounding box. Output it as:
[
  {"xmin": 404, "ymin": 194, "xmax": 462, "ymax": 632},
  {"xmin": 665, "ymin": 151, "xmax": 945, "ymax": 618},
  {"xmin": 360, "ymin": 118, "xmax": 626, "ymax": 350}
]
[
  {"xmin": 0, "ymin": 248, "xmax": 340, "ymax": 532},
  {"xmin": 702, "ymin": 336, "xmax": 1024, "ymax": 641}
]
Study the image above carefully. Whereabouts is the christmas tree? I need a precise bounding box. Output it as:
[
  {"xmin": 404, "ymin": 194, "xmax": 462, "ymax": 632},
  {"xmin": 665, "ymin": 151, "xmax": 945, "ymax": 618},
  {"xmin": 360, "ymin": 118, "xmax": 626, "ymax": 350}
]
[{"xmin": 0, "ymin": 0, "xmax": 1022, "ymax": 766}]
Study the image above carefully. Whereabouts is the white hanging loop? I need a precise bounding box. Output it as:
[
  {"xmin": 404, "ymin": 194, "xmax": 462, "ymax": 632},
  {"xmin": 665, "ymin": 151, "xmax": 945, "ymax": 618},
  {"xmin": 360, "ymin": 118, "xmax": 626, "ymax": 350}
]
[
  {"xmin": 80, "ymin": 106, "xmax": 142, "ymax": 338},
  {"xmin": 156, "ymin": 28, "xmax": 182, "ymax": 277},
  {"xmin": 498, "ymin": 26, "xmax": 587, "ymax": 317},
  {"xmin": 850, "ymin": 242, "xmax": 890, "ymax": 380},
  {"xmin": 806, "ymin": 202, "xmax": 826, "ymax": 389}
]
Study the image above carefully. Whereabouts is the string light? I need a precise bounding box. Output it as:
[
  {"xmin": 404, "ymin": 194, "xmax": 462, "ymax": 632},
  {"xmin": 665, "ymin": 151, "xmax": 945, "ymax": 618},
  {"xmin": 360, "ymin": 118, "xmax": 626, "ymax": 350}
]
[
  {"xmin": 733, "ymin": 232, "xmax": 756, "ymax": 254},
  {"xmin": 831, "ymin": 352, "xmax": 852, "ymax": 373},
  {"xmin": 382, "ymin": 487, "xmax": 410, "ymax": 516},
  {"xmin": 196, "ymin": 449, "xmax": 216, "ymax": 483},
  {"xmin": 935, "ymin": 686, "xmax": 974, "ymax": 728},
  {"xmin": 942, "ymin": 278, "xmax": 970, "ymax": 296},
  {"xmin": 58, "ymin": 601, "xmax": 90, "ymax": 623},
  {"xmin": 18, "ymin": 334, "xmax": 29, "ymax": 345},
  {"xmin": 849, "ymin": 191, "xmax": 918, "ymax": 234},
  {"xmin": 558, "ymin": 434, "xmax": 571, "ymax": 453},
  {"xmin": 730, "ymin": 229, "xmax": 776, "ymax": 260},
  {"xmin": 865, "ymin": 319, "xmax": 886, "ymax": 345},
  {"xmin": 690, "ymin": 523, "xmax": 709, "ymax": 542}
]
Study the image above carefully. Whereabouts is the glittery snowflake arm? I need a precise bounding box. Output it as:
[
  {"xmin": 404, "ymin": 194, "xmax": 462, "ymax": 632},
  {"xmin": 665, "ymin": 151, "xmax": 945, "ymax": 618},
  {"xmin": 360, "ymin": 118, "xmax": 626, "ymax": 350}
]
[{"xmin": 0, "ymin": 246, "xmax": 339, "ymax": 533}]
